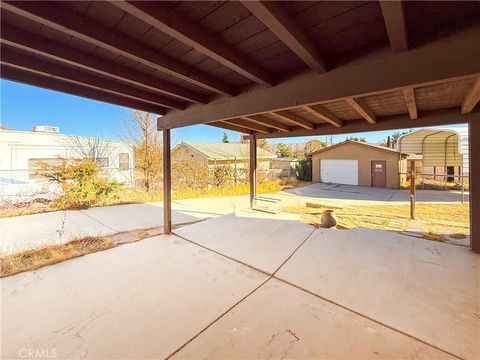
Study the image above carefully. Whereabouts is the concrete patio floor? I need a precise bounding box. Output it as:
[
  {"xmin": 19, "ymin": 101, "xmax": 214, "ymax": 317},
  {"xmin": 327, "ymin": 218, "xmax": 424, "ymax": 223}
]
[{"xmin": 2, "ymin": 214, "xmax": 478, "ymax": 359}]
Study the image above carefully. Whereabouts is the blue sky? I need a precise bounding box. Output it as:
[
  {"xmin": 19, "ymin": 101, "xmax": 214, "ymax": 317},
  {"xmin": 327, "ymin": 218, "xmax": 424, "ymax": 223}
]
[{"xmin": 1, "ymin": 79, "xmax": 468, "ymax": 145}]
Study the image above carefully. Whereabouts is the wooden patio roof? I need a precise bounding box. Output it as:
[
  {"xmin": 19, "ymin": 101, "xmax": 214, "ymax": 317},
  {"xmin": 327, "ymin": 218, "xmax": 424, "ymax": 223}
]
[{"xmin": 1, "ymin": 1, "xmax": 480, "ymax": 138}]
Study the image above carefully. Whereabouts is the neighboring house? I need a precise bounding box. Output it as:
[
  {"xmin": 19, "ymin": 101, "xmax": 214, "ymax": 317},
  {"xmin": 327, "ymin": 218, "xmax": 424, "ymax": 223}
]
[
  {"xmin": 0, "ymin": 126, "xmax": 134, "ymax": 203},
  {"xmin": 173, "ymin": 141, "xmax": 276, "ymax": 181},
  {"xmin": 311, "ymin": 140, "xmax": 408, "ymax": 189},
  {"xmin": 397, "ymin": 127, "xmax": 469, "ymax": 182}
]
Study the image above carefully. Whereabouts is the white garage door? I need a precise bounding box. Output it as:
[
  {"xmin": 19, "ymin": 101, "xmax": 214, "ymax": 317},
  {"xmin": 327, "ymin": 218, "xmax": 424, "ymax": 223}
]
[{"xmin": 320, "ymin": 160, "xmax": 358, "ymax": 185}]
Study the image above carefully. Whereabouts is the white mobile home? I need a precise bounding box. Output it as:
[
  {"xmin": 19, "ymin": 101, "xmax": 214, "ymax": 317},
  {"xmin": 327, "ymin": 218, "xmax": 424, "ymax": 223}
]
[{"xmin": 0, "ymin": 126, "xmax": 134, "ymax": 203}]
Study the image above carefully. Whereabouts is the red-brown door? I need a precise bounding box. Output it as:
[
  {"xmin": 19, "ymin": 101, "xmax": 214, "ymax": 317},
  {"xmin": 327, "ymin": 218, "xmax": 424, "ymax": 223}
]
[{"xmin": 371, "ymin": 160, "xmax": 386, "ymax": 188}]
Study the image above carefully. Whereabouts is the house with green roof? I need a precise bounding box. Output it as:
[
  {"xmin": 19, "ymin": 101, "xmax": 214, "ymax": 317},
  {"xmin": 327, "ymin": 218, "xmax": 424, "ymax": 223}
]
[{"xmin": 172, "ymin": 141, "xmax": 277, "ymax": 183}]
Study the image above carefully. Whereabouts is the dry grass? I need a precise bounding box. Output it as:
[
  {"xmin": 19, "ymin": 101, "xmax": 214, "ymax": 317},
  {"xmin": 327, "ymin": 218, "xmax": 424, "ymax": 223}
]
[
  {"xmin": 0, "ymin": 201, "xmax": 53, "ymax": 218},
  {"xmin": 283, "ymin": 203, "xmax": 469, "ymax": 241},
  {"xmin": 174, "ymin": 180, "xmax": 283, "ymax": 200},
  {"xmin": 402, "ymin": 179, "xmax": 469, "ymax": 191},
  {"xmin": 0, "ymin": 236, "xmax": 115, "ymax": 277},
  {"xmin": 0, "ymin": 220, "xmax": 204, "ymax": 278}
]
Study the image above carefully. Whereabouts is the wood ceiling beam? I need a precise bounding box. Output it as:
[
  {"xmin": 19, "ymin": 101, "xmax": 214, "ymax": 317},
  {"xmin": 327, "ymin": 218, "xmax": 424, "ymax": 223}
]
[
  {"xmin": 346, "ymin": 98, "xmax": 377, "ymax": 124},
  {"xmin": 158, "ymin": 33, "xmax": 480, "ymax": 130},
  {"xmin": 242, "ymin": 1, "xmax": 326, "ymax": 74},
  {"xmin": 243, "ymin": 115, "xmax": 290, "ymax": 132},
  {"xmin": 0, "ymin": 1, "xmax": 235, "ymax": 97},
  {"xmin": 224, "ymin": 118, "xmax": 271, "ymax": 134},
  {"xmin": 303, "ymin": 105, "xmax": 343, "ymax": 127},
  {"xmin": 1, "ymin": 65, "xmax": 167, "ymax": 115},
  {"xmin": 402, "ymin": 87, "xmax": 418, "ymax": 119},
  {"xmin": 254, "ymin": 108, "xmax": 476, "ymax": 139},
  {"xmin": 274, "ymin": 111, "xmax": 315, "ymax": 130},
  {"xmin": 462, "ymin": 78, "xmax": 480, "ymax": 114},
  {"xmin": 0, "ymin": 46, "xmax": 185, "ymax": 110},
  {"xmin": 380, "ymin": 1, "xmax": 408, "ymax": 54},
  {"xmin": 208, "ymin": 122, "xmax": 252, "ymax": 134},
  {"xmin": 110, "ymin": 1, "xmax": 274, "ymax": 87},
  {"xmin": 0, "ymin": 23, "xmax": 206, "ymax": 104}
]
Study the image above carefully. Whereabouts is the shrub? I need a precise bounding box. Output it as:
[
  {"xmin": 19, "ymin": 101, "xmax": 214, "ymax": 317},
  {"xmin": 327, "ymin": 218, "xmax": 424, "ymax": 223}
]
[
  {"xmin": 36, "ymin": 158, "xmax": 123, "ymax": 209},
  {"xmin": 295, "ymin": 157, "xmax": 312, "ymax": 181}
]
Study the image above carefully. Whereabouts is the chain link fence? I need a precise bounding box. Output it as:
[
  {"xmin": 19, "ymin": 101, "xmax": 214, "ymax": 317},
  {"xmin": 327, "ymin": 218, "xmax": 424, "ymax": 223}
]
[{"xmin": 0, "ymin": 167, "xmax": 134, "ymax": 204}]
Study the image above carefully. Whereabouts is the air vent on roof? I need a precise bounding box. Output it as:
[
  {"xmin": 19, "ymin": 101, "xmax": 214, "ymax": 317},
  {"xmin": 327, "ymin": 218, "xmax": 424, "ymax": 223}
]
[{"xmin": 32, "ymin": 126, "xmax": 60, "ymax": 133}]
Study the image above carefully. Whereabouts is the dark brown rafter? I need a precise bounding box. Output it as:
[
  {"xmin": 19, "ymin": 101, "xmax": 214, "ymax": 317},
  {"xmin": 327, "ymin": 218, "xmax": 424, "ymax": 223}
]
[
  {"xmin": 380, "ymin": 0, "xmax": 408, "ymax": 54},
  {"xmin": 207, "ymin": 122, "xmax": 252, "ymax": 134},
  {"xmin": 1, "ymin": 46, "xmax": 185, "ymax": 110},
  {"xmin": 2, "ymin": 65, "xmax": 166, "ymax": 115},
  {"xmin": 243, "ymin": 115, "xmax": 290, "ymax": 132},
  {"xmin": 346, "ymin": 98, "xmax": 377, "ymax": 124},
  {"xmin": 0, "ymin": 23, "xmax": 206, "ymax": 104},
  {"xmin": 224, "ymin": 118, "xmax": 271, "ymax": 134},
  {"xmin": 462, "ymin": 77, "xmax": 480, "ymax": 114},
  {"xmin": 402, "ymin": 88, "xmax": 418, "ymax": 120},
  {"xmin": 304, "ymin": 105, "xmax": 343, "ymax": 127},
  {"xmin": 274, "ymin": 111, "xmax": 315, "ymax": 130},
  {"xmin": 110, "ymin": 1, "xmax": 274, "ymax": 87},
  {"xmin": 254, "ymin": 108, "xmax": 477, "ymax": 139},
  {"xmin": 0, "ymin": 1, "xmax": 236, "ymax": 96},
  {"xmin": 242, "ymin": 1, "xmax": 326, "ymax": 74}
]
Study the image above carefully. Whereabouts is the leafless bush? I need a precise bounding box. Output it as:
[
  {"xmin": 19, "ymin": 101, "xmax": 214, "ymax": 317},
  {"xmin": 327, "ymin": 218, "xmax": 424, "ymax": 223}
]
[{"xmin": 172, "ymin": 158, "xmax": 209, "ymax": 191}]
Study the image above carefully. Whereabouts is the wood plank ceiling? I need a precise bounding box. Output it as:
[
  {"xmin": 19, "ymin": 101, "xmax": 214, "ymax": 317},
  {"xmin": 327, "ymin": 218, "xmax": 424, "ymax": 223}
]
[{"xmin": 1, "ymin": 1, "xmax": 480, "ymax": 137}]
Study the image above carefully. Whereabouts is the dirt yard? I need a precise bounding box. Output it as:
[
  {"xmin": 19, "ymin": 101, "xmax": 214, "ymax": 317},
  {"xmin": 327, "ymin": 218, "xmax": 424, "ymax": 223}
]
[{"xmin": 282, "ymin": 203, "xmax": 469, "ymax": 242}]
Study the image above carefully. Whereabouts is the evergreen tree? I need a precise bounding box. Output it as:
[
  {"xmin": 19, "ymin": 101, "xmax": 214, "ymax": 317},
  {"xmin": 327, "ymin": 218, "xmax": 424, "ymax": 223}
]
[
  {"xmin": 346, "ymin": 136, "xmax": 367, "ymax": 142},
  {"xmin": 277, "ymin": 143, "xmax": 294, "ymax": 157},
  {"xmin": 222, "ymin": 132, "xmax": 229, "ymax": 143}
]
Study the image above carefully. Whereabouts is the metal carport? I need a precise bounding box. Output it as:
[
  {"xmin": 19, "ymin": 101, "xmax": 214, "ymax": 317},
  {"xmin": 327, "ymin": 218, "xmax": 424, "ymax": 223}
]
[{"xmin": 398, "ymin": 128, "xmax": 469, "ymax": 174}]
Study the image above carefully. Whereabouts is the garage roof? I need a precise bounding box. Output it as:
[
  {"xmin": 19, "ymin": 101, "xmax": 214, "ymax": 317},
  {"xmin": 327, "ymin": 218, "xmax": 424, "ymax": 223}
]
[{"xmin": 311, "ymin": 140, "xmax": 405, "ymax": 156}]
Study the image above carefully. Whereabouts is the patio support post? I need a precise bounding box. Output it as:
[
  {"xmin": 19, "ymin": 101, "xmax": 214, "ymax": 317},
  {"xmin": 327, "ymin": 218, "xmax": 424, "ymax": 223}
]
[
  {"xmin": 409, "ymin": 160, "xmax": 416, "ymax": 220},
  {"xmin": 469, "ymin": 119, "xmax": 479, "ymax": 253},
  {"xmin": 249, "ymin": 134, "xmax": 257, "ymax": 208},
  {"xmin": 163, "ymin": 128, "xmax": 172, "ymax": 234}
]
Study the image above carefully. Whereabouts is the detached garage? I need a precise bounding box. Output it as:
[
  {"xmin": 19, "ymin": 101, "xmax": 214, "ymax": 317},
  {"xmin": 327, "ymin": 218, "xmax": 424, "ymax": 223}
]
[{"xmin": 311, "ymin": 140, "xmax": 408, "ymax": 189}]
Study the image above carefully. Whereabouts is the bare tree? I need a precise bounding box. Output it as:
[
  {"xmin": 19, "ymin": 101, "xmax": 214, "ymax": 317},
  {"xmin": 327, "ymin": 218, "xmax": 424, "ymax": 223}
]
[
  {"xmin": 65, "ymin": 135, "xmax": 115, "ymax": 164},
  {"xmin": 121, "ymin": 111, "xmax": 163, "ymax": 194}
]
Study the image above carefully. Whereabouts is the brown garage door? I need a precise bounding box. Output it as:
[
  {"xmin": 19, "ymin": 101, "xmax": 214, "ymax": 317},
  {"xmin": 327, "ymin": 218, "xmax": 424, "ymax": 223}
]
[{"xmin": 371, "ymin": 160, "xmax": 386, "ymax": 188}]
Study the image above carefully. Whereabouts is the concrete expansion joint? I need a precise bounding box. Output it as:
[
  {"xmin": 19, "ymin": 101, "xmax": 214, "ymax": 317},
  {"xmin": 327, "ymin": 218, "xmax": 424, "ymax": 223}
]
[
  {"xmin": 271, "ymin": 227, "xmax": 317, "ymax": 277},
  {"xmin": 166, "ymin": 229, "xmax": 318, "ymax": 359},
  {"xmin": 78, "ymin": 209, "xmax": 117, "ymax": 232},
  {"xmin": 168, "ymin": 230, "xmax": 464, "ymax": 360}
]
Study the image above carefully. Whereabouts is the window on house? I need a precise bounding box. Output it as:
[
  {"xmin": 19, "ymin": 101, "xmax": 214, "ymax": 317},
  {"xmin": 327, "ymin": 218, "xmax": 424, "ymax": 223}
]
[
  {"xmin": 28, "ymin": 158, "xmax": 63, "ymax": 179},
  {"xmin": 119, "ymin": 153, "xmax": 129, "ymax": 170},
  {"xmin": 96, "ymin": 157, "xmax": 109, "ymax": 168}
]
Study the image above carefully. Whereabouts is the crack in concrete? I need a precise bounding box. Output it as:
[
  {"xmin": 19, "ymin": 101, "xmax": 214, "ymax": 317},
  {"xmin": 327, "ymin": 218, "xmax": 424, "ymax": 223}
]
[
  {"xmin": 56, "ymin": 212, "xmax": 67, "ymax": 244},
  {"xmin": 285, "ymin": 329, "xmax": 300, "ymax": 343}
]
